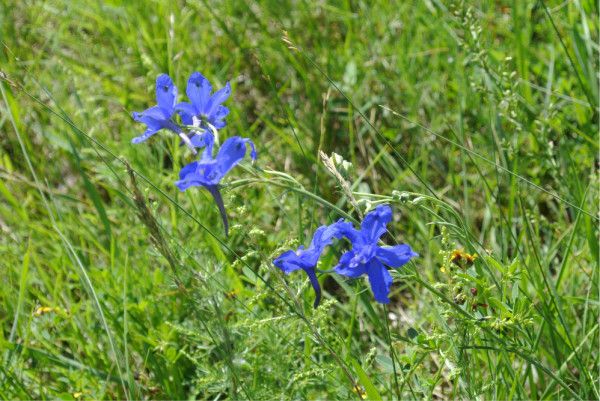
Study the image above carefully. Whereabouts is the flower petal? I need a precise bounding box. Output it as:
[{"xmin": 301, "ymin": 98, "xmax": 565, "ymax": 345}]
[
  {"xmin": 133, "ymin": 106, "xmax": 167, "ymax": 122},
  {"xmin": 273, "ymin": 253, "xmax": 322, "ymax": 308},
  {"xmin": 131, "ymin": 127, "xmax": 159, "ymax": 144},
  {"xmin": 175, "ymin": 102, "xmax": 197, "ymax": 125},
  {"xmin": 178, "ymin": 161, "xmax": 198, "ymax": 180},
  {"xmin": 214, "ymin": 136, "xmax": 252, "ymax": 178},
  {"xmin": 132, "ymin": 105, "xmax": 180, "ymax": 141},
  {"xmin": 209, "ymin": 105, "xmax": 230, "ymax": 129},
  {"xmin": 213, "ymin": 105, "xmax": 230, "ymax": 120},
  {"xmin": 207, "ymin": 82, "xmax": 231, "ymax": 113},
  {"xmin": 190, "ymin": 131, "xmax": 215, "ymax": 161},
  {"xmin": 361, "ymin": 204, "xmax": 392, "ymax": 243},
  {"xmin": 131, "ymin": 107, "xmax": 165, "ymax": 143},
  {"xmin": 276, "ymin": 220, "xmax": 347, "ymax": 275},
  {"xmin": 366, "ymin": 259, "xmax": 393, "ymax": 304},
  {"xmin": 155, "ymin": 74, "xmax": 177, "ymax": 115},
  {"xmin": 310, "ymin": 219, "xmax": 352, "ymax": 252},
  {"xmin": 175, "ymin": 161, "xmax": 199, "ymax": 191},
  {"xmin": 176, "ymin": 157, "xmax": 221, "ymax": 190},
  {"xmin": 211, "ymin": 120, "xmax": 226, "ymax": 129},
  {"xmin": 376, "ymin": 244, "xmax": 418, "ymax": 268},
  {"xmin": 273, "ymin": 250, "xmax": 305, "ymax": 274},
  {"xmin": 333, "ymin": 250, "xmax": 367, "ymax": 278},
  {"xmin": 331, "ymin": 219, "xmax": 362, "ymax": 246},
  {"xmin": 186, "ymin": 72, "xmax": 212, "ymax": 112},
  {"xmin": 248, "ymin": 139, "xmax": 257, "ymax": 161}
]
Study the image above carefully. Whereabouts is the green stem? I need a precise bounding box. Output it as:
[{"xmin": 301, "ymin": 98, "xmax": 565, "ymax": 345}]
[{"xmin": 383, "ymin": 304, "xmax": 401, "ymax": 399}]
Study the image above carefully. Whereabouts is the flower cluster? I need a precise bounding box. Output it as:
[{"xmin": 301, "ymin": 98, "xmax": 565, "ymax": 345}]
[
  {"xmin": 132, "ymin": 72, "xmax": 256, "ymax": 235},
  {"xmin": 274, "ymin": 205, "xmax": 418, "ymax": 307},
  {"xmin": 131, "ymin": 73, "xmax": 418, "ymax": 308}
]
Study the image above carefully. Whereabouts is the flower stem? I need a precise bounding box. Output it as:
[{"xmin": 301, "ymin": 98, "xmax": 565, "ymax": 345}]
[
  {"xmin": 178, "ymin": 132, "xmax": 197, "ymax": 154},
  {"xmin": 383, "ymin": 304, "xmax": 401, "ymax": 399},
  {"xmin": 207, "ymin": 185, "xmax": 229, "ymax": 237}
]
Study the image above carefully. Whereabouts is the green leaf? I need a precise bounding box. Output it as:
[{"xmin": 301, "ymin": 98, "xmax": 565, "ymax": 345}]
[
  {"xmin": 350, "ymin": 357, "xmax": 382, "ymax": 401},
  {"xmin": 407, "ymin": 327, "xmax": 419, "ymax": 339},
  {"xmin": 68, "ymin": 138, "xmax": 112, "ymax": 245}
]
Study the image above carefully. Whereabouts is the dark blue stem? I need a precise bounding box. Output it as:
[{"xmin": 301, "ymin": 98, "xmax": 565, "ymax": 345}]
[
  {"xmin": 207, "ymin": 185, "xmax": 229, "ymax": 237},
  {"xmin": 306, "ymin": 269, "xmax": 322, "ymax": 309}
]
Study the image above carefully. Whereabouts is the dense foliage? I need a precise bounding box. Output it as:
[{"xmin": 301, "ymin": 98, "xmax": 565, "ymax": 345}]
[{"xmin": 0, "ymin": 1, "xmax": 598, "ymax": 399}]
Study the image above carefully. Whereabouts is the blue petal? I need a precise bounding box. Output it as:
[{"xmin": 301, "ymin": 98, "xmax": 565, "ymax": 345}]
[
  {"xmin": 274, "ymin": 220, "xmax": 355, "ymax": 307},
  {"xmin": 209, "ymin": 105, "xmax": 230, "ymax": 129},
  {"xmin": 366, "ymin": 259, "xmax": 393, "ymax": 304},
  {"xmin": 248, "ymin": 139, "xmax": 257, "ymax": 160},
  {"xmin": 174, "ymin": 179, "xmax": 193, "ymax": 191},
  {"xmin": 298, "ymin": 225, "xmax": 332, "ymax": 266},
  {"xmin": 273, "ymin": 253, "xmax": 322, "ymax": 308},
  {"xmin": 376, "ymin": 244, "xmax": 418, "ymax": 268},
  {"xmin": 360, "ymin": 204, "xmax": 392, "ymax": 243},
  {"xmin": 178, "ymin": 161, "xmax": 198, "ymax": 180},
  {"xmin": 207, "ymin": 81, "xmax": 231, "ymax": 113},
  {"xmin": 214, "ymin": 136, "xmax": 252, "ymax": 178},
  {"xmin": 155, "ymin": 74, "xmax": 177, "ymax": 115},
  {"xmin": 310, "ymin": 219, "xmax": 350, "ymax": 252},
  {"xmin": 131, "ymin": 112, "xmax": 162, "ymax": 131},
  {"xmin": 274, "ymin": 220, "xmax": 348, "ymax": 274},
  {"xmin": 190, "ymin": 132, "xmax": 209, "ymax": 147},
  {"xmin": 131, "ymin": 107, "xmax": 164, "ymax": 143},
  {"xmin": 190, "ymin": 134, "xmax": 214, "ymax": 163},
  {"xmin": 175, "ymin": 161, "xmax": 199, "ymax": 191},
  {"xmin": 131, "ymin": 105, "xmax": 180, "ymax": 141},
  {"xmin": 132, "ymin": 127, "xmax": 159, "ymax": 144},
  {"xmin": 175, "ymin": 102, "xmax": 197, "ymax": 125},
  {"xmin": 331, "ymin": 219, "xmax": 363, "ymax": 246},
  {"xmin": 275, "ymin": 224, "xmax": 339, "ymax": 273},
  {"xmin": 186, "ymin": 72, "xmax": 212, "ymax": 113},
  {"xmin": 309, "ymin": 225, "xmax": 333, "ymax": 249},
  {"xmin": 212, "ymin": 120, "xmax": 226, "ymax": 129},
  {"xmin": 176, "ymin": 158, "xmax": 221, "ymax": 190},
  {"xmin": 213, "ymin": 105, "xmax": 230, "ymax": 120},
  {"xmin": 202, "ymin": 162, "xmax": 224, "ymax": 186},
  {"xmin": 132, "ymin": 106, "xmax": 167, "ymax": 121},
  {"xmin": 273, "ymin": 250, "xmax": 305, "ymax": 274},
  {"xmin": 333, "ymin": 250, "xmax": 367, "ymax": 278}
]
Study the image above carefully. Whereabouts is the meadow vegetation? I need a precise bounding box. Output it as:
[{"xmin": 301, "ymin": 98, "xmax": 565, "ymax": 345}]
[{"xmin": 0, "ymin": 0, "xmax": 598, "ymax": 399}]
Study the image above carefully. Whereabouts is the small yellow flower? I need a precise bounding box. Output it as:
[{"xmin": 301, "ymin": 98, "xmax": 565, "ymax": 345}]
[
  {"xmin": 73, "ymin": 392, "xmax": 83, "ymax": 399},
  {"xmin": 450, "ymin": 249, "xmax": 477, "ymax": 268},
  {"xmin": 352, "ymin": 385, "xmax": 367, "ymax": 399},
  {"xmin": 464, "ymin": 253, "xmax": 477, "ymax": 265},
  {"xmin": 33, "ymin": 306, "xmax": 55, "ymax": 316}
]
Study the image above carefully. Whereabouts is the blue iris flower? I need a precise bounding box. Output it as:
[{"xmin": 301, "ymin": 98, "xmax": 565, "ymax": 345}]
[
  {"xmin": 175, "ymin": 135, "xmax": 256, "ymax": 236},
  {"xmin": 132, "ymin": 74, "xmax": 201, "ymax": 152},
  {"xmin": 175, "ymin": 72, "xmax": 231, "ymax": 131},
  {"xmin": 334, "ymin": 205, "xmax": 418, "ymax": 304},
  {"xmin": 131, "ymin": 74, "xmax": 181, "ymax": 144},
  {"xmin": 273, "ymin": 220, "xmax": 353, "ymax": 308}
]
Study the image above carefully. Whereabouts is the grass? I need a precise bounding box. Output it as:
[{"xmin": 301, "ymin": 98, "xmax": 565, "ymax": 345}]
[{"xmin": 0, "ymin": 0, "xmax": 598, "ymax": 399}]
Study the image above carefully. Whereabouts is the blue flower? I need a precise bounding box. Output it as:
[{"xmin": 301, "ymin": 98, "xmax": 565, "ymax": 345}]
[
  {"xmin": 273, "ymin": 220, "xmax": 353, "ymax": 308},
  {"xmin": 175, "ymin": 136, "xmax": 256, "ymax": 236},
  {"xmin": 176, "ymin": 72, "xmax": 231, "ymax": 131},
  {"xmin": 131, "ymin": 74, "xmax": 182, "ymax": 144},
  {"xmin": 189, "ymin": 131, "xmax": 216, "ymax": 162},
  {"xmin": 333, "ymin": 205, "xmax": 418, "ymax": 304}
]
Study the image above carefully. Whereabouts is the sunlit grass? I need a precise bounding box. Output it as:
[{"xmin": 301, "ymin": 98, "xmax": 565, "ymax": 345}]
[{"xmin": 0, "ymin": 0, "xmax": 598, "ymax": 399}]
